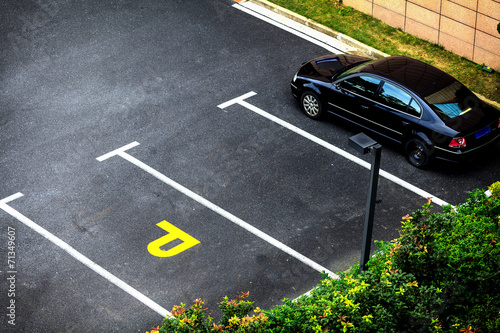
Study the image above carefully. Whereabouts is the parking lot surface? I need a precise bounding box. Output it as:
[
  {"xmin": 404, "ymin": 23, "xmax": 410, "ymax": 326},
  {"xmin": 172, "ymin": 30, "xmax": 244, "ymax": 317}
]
[{"xmin": 1, "ymin": 0, "xmax": 500, "ymax": 331}]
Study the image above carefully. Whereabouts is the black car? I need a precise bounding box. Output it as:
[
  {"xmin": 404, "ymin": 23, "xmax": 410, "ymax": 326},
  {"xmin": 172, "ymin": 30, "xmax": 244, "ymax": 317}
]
[{"xmin": 291, "ymin": 54, "xmax": 500, "ymax": 167}]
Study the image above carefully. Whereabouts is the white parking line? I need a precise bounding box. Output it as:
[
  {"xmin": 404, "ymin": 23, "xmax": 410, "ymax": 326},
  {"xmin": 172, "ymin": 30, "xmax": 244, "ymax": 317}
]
[
  {"xmin": 232, "ymin": 1, "xmax": 355, "ymax": 54},
  {"xmin": 0, "ymin": 193, "xmax": 172, "ymax": 318},
  {"xmin": 218, "ymin": 91, "xmax": 451, "ymax": 207},
  {"xmin": 97, "ymin": 143, "xmax": 339, "ymax": 279}
]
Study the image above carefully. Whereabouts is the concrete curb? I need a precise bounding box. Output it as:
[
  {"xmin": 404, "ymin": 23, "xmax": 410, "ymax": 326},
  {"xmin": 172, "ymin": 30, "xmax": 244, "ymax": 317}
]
[
  {"xmin": 246, "ymin": 0, "xmax": 389, "ymax": 59},
  {"xmin": 244, "ymin": 0, "xmax": 500, "ymax": 109}
]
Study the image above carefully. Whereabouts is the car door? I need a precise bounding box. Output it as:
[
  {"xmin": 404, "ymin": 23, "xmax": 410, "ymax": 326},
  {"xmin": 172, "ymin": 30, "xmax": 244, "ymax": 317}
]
[
  {"xmin": 327, "ymin": 75, "xmax": 382, "ymax": 129},
  {"xmin": 369, "ymin": 81, "xmax": 422, "ymax": 143}
]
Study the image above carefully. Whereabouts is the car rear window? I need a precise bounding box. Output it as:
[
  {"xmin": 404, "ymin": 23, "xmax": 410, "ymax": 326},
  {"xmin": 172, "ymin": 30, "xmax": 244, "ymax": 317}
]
[{"xmin": 424, "ymin": 81, "xmax": 478, "ymax": 120}]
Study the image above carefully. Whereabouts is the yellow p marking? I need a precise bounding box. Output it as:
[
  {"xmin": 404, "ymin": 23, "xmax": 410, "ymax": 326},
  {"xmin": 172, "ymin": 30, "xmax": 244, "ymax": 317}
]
[{"xmin": 147, "ymin": 221, "xmax": 200, "ymax": 257}]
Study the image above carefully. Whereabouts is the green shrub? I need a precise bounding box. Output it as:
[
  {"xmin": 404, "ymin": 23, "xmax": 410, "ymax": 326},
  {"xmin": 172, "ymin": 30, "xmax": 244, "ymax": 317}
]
[
  {"xmin": 150, "ymin": 183, "xmax": 500, "ymax": 332},
  {"xmin": 151, "ymin": 292, "xmax": 268, "ymax": 333},
  {"xmin": 265, "ymin": 268, "xmax": 446, "ymax": 332},
  {"xmin": 393, "ymin": 185, "xmax": 500, "ymax": 332}
]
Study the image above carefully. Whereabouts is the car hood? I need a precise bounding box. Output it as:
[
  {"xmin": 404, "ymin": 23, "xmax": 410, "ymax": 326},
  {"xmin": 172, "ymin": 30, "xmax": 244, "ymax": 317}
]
[{"xmin": 298, "ymin": 54, "xmax": 370, "ymax": 83}]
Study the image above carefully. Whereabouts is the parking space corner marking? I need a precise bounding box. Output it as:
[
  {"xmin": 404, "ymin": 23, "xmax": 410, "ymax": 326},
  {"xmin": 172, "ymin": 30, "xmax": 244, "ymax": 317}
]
[
  {"xmin": 96, "ymin": 141, "xmax": 140, "ymax": 162},
  {"xmin": 0, "ymin": 192, "xmax": 24, "ymax": 205},
  {"xmin": 217, "ymin": 91, "xmax": 257, "ymax": 109}
]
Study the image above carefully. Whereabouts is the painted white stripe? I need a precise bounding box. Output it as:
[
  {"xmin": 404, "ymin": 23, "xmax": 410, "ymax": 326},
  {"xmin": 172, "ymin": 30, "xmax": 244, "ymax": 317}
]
[
  {"xmin": 218, "ymin": 92, "xmax": 451, "ymax": 207},
  {"xmin": 232, "ymin": 2, "xmax": 354, "ymax": 54},
  {"xmin": 217, "ymin": 91, "xmax": 257, "ymax": 109},
  {"xmin": 0, "ymin": 193, "xmax": 171, "ymax": 318},
  {"xmin": 96, "ymin": 144, "xmax": 338, "ymax": 279},
  {"xmin": 96, "ymin": 141, "xmax": 140, "ymax": 161}
]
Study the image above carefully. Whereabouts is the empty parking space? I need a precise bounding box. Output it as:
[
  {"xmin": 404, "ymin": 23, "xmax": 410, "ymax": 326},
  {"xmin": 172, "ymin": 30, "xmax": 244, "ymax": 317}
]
[{"xmin": 96, "ymin": 141, "xmax": 337, "ymax": 277}]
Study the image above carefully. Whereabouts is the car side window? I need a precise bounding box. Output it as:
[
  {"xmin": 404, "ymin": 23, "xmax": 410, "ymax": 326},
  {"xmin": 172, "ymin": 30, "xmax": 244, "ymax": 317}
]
[
  {"xmin": 378, "ymin": 82, "xmax": 421, "ymax": 117},
  {"xmin": 407, "ymin": 99, "xmax": 422, "ymax": 117},
  {"xmin": 339, "ymin": 75, "xmax": 381, "ymax": 99}
]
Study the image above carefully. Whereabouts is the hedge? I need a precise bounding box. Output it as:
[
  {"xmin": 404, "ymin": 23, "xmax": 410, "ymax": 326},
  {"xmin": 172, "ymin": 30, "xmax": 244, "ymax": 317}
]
[{"xmin": 147, "ymin": 182, "xmax": 500, "ymax": 333}]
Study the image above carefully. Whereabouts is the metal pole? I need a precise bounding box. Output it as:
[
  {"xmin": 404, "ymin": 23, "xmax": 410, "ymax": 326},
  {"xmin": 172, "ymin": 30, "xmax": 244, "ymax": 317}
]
[{"xmin": 360, "ymin": 144, "xmax": 382, "ymax": 273}]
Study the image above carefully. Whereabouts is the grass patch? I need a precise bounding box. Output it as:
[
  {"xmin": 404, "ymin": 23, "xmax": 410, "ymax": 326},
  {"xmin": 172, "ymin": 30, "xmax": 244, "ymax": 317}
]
[{"xmin": 267, "ymin": 0, "xmax": 500, "ymax": 103}]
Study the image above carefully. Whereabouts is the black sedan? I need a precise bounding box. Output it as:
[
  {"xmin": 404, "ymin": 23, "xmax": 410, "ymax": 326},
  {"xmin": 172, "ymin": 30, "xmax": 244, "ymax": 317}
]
[{"xmin": 291, "ymin": 54, "xmax": 500, "ymax": 167}]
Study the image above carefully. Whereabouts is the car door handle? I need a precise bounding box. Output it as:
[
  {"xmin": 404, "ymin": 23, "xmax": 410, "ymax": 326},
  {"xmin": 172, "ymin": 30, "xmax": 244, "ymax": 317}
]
[
  {"xmin": 361, "ymin": 105, "xmax": 369, "ymax": 110},
  {"xmin": 402, "ymin": 121, "xmax": 410, "ymax": 126}
]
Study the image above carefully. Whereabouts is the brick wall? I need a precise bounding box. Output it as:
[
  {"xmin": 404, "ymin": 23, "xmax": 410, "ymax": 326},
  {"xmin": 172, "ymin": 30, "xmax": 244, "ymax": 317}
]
[{"xmin": 342, "ymin": 0, "xmax": 500, "ymax": 70}]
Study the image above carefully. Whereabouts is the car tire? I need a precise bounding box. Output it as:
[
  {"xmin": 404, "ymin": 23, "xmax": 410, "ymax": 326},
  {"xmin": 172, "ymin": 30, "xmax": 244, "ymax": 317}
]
[
  {"xmin": 300, "ymin": 91, "xmax": 323, "ymax": 119},
  {"xmin": 405, "ymin": 138, "xmax": 430, "ymax": 168}
]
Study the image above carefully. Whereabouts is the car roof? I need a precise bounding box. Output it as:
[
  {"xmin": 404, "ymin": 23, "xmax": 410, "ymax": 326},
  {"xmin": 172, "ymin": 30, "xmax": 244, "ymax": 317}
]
[{"xmin": 351, "ymin": 55, "xmax": 461, "ymax": 98}]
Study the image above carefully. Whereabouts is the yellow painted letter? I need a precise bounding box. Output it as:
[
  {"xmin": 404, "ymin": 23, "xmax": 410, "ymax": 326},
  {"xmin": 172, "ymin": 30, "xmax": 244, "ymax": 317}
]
[{"xmin": 148, "ymin": 221, "xmax": 200, "ymax": 257}]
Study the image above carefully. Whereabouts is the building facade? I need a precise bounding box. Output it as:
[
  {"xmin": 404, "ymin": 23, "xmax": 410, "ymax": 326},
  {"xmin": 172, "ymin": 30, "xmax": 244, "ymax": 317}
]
[{"xmin": 342, "ymin": 0, "xmax": 500, "ymax": 70}]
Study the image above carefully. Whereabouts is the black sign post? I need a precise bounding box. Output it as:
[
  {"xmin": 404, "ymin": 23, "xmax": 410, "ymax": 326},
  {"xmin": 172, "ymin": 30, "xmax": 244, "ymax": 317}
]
[{"xmin": 348, "ymin": 133, "xmax": 382, "ymax": 273}]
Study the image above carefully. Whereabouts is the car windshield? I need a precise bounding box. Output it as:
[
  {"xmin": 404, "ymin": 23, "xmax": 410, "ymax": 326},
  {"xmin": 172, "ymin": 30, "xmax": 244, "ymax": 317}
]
[
  {"xmin": 424, "ymin": 81, "xmax": 478, "ymax": 120},
  {"xmin": 333, "ymin": 60, "xmax": 372, "ymax": 80}
]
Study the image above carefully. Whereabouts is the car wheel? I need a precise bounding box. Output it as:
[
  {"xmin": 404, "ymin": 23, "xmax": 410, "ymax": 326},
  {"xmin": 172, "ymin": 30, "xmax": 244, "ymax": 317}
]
[
  {"xmin": 405, "ymin": 138, "xmax": 430, "ymax": 168},
  {"xmin": 300, "ymin": 91, "xmax": 323, "ymax": 119}
]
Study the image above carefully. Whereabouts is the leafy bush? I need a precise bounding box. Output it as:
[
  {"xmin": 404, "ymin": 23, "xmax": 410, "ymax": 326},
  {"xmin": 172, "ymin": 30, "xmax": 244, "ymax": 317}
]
[
  {"xmin": 148, "ymin": 182, "xmax": 500, "ymax": 332},
  {"xmin": 393, "ymin": 183, "xmax": 500, "ymax": 332},
  {"xmin": 265, "ymin": 268, "xmax": 446, "ymax": 332},
  {"xmin": 148, "ymin": 292, "xmax": 268, "ymax": 333}
]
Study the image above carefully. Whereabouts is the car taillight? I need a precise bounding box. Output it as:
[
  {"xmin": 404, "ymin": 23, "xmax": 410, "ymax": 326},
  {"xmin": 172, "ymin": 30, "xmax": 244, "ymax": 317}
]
[
  {"xmin": 498, "ymin": 117, "xmax": 500, "ymax": 128},
  {"xmin": 449, "ymin": 137, "xmax": 466, "ymax": 148}
]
